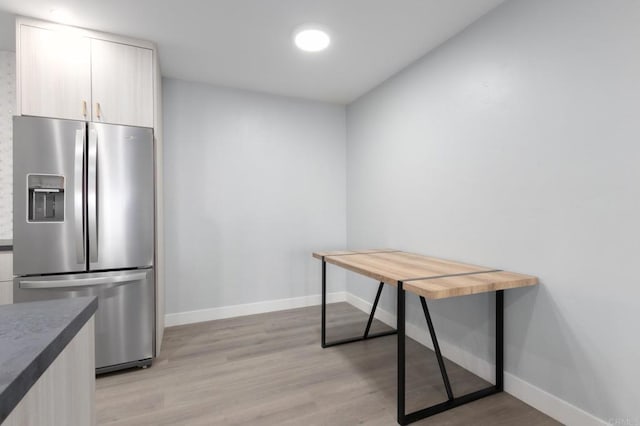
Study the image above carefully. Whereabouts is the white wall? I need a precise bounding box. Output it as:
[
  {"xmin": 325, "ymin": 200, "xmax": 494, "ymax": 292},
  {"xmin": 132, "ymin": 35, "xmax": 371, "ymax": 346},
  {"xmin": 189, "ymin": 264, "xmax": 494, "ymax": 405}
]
[
  {"xmin": 163, "ymin": 78, "xmax": 346, "ymax": 315},
  {"xmin": 346, "ymin": 0, "xmax": 639, "ymax": 422},
  {"xmin": 0, "ymin": 11, "xmax": 15, "ymax": 52}
]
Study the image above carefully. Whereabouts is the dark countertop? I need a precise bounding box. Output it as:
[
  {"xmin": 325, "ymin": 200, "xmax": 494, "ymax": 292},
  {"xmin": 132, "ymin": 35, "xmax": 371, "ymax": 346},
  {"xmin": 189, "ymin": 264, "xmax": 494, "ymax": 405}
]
[{"xmin": 0, "ymin": 297, "xmax": 98, "ymax": 423}]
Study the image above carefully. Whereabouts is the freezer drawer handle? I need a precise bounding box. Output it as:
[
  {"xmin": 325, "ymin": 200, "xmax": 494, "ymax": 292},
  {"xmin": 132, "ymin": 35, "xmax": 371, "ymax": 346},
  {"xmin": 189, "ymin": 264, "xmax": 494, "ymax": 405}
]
[{"xmin": 19, "ymin": 272, "xmax": 147, "ymax": 289}]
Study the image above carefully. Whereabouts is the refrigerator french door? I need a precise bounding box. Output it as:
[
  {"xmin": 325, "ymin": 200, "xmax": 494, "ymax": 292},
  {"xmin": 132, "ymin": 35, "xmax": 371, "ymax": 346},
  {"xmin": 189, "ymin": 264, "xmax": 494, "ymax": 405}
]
[{"xmin": 13, "ymin": 116, "xmax": 155, "ymax": 373}]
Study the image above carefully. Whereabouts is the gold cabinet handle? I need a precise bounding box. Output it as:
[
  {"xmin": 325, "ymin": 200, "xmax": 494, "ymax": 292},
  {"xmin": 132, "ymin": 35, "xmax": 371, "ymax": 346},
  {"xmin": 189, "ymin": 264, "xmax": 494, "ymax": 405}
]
[
  {"xmin": 82, "ymin": 100, "xmax": 87, "ymax": 117},
  {"xmin": 96, "ymin": 102, "xmax": 101, "ymax": 119}
]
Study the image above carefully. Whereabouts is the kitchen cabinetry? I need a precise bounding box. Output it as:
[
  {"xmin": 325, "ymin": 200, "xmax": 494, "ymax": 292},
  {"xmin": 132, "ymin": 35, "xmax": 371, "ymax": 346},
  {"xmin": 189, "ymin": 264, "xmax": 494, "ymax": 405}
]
[
  {"xmin": 0, "ymin": 251, "xmax": 12, "ymax": 305},
  {"xmin": 17, "ymin": 20, "xmax": 154, "ymax": 128},
  {"xmin": 91, "ymin": 39, "xmax": 154, "ymax": 127},
  {"xmin": 15, "ymin": 16, "xmax": 166, "ymax": 356},
  {"xmin": 19, "ymin": 25, "xmax": 91, "ymax": 121}
]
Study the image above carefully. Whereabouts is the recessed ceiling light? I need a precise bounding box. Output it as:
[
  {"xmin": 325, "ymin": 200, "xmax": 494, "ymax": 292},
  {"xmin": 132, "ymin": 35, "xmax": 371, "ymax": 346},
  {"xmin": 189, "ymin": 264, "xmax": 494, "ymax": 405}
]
[
  {"xmin": 293, "ymin": 25, "xmax": 331, "ymax": 52},
  {"xmin": 49, "ymin": 7, "xmax": 72, "ymax": 23}
]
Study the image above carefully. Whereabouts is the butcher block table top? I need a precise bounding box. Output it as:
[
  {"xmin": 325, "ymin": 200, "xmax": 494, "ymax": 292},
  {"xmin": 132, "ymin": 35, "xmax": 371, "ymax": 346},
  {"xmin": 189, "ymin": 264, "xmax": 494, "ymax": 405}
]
[{"xmin": 313, "ymin": 249, "xmax": 538, "ymax": 299}]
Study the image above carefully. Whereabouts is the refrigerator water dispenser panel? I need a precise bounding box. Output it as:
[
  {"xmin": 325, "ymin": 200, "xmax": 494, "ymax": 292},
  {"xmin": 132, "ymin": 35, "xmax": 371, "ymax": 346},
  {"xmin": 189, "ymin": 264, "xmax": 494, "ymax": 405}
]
[{"xmin": 27, "ymin": 174, "xmax": 65, "ymax": 222}]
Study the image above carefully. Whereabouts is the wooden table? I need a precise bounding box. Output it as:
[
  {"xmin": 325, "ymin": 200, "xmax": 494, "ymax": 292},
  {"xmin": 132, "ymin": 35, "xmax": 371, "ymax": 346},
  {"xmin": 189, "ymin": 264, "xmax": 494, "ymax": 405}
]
[{"xmin": 313, "ymin": 249, "xmax": 538, "ymax": 426}]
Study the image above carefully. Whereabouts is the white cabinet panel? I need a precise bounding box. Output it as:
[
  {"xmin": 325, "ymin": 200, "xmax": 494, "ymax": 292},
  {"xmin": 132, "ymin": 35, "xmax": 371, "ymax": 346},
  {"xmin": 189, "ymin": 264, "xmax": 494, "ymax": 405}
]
[
  {"xmin": 19, "ymin": 25, "xmax": 91, "ymax": 121},
  {"xmin": 91, "ymin": 39, "xmax": 154, "ymax": 128},
  {"xmin": 0, "ymin": 252, "xmax": 13, "ymax": 305},
  {"xmin": 0, "ymin": 281, "xmax": 12, "ymax": 305},
  {"xmin": 0, "ymin": 251, "xmax": 12, "ymax": 281}
]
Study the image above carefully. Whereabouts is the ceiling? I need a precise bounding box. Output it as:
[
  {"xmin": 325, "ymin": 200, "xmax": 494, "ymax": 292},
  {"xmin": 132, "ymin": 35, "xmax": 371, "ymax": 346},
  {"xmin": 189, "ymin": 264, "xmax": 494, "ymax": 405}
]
[{"xmin": 0, "ymin": 0, "xmax": 504, "ymax": 104}]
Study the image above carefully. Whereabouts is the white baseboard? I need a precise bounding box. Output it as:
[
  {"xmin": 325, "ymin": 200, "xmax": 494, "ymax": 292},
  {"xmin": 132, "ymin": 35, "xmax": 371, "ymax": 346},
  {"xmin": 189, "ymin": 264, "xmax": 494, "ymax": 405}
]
[
  {"xmin": 165, "ymin": 291, "xmax": 347, "ymax": 327},
  {"xmin": 504, "ymin": 373, "xmax": 607, "ymax": 426},
  {"xmin": 345, "ymin": 292, "xmax": 608, "ymax": 426}
]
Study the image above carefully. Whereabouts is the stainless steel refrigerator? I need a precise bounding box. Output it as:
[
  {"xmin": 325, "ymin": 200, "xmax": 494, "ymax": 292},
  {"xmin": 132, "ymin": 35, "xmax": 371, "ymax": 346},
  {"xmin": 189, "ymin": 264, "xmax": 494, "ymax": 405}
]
[{"xmin": 12, "ymin": 116, "xmax": 155, "ymax": 373}]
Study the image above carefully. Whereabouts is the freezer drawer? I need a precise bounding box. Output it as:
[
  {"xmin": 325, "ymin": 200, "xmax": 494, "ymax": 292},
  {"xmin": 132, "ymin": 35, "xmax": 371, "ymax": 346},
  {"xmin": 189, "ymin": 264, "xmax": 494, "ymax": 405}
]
[{"xmin": 14, "ymin": 269, "xmax": 154, "ymax": 372}]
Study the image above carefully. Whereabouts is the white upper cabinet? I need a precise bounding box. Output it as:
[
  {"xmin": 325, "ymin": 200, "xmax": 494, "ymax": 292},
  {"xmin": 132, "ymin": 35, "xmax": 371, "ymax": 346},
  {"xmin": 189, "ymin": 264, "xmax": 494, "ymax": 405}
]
[
  {"xmin": 91, "ymin": 39, "xmax": 154, "ymax": 128},
  {"xmin": 17, "ymin": 20, "xmax": 156, "ymax": 128},
  {"xmin": 19, "ymin": 25, "xmax": 92, "ymax": 121}
]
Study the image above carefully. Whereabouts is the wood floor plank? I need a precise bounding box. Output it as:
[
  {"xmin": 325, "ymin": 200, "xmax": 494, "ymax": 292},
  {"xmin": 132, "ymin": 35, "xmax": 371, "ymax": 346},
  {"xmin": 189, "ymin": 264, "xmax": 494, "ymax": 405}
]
[{"xmin": 96, "ymin": 303, "xmax": 558, "ymax": 425}]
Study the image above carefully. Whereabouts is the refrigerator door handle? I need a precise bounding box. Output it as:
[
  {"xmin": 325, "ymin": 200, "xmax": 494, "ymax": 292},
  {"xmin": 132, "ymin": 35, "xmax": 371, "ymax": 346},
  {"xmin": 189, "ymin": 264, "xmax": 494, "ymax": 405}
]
[
  {"xmin": 74, "ymin": 129, "xmax": 85, "ymax": 264},
  {"xmin": 88, "ymin": 127, "xmax": 98, "ymax": 263},
  {"xmin": 19, "ymin": 272, "xmax": 148, "ymax": 289}
]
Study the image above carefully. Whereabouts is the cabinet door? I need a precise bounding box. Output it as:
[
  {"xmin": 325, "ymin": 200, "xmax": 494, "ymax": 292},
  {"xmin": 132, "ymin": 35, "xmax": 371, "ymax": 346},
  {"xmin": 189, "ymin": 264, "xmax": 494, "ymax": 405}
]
[
  {"xmin": 19, "ymin": 25, "xmax": 91, "ymax": 121},
  {"xmin": 0, "ymin": 252, "xmax": 12, "ymax": 304},
  {"xmin": 91, "ymin": 39, "xmax": 154, "ymax": 128},
  {"xmin": 0, "ymin": 252, "xmax": 12, "ymax": 281}
]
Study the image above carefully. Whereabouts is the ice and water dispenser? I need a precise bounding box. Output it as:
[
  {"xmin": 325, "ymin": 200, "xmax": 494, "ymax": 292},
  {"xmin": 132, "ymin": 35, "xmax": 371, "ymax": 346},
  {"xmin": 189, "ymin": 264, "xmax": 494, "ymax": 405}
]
[{"xmin": 27, "ymin": 174, "xmax": 65, "ymax": 222}]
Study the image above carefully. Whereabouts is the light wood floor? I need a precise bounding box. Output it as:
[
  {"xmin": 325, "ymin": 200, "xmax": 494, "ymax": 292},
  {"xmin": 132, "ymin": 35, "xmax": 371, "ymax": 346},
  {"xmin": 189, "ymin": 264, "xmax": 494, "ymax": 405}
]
[{"xmin": 96, "ymin": 303, "xmax": 559, "ymax": 425}]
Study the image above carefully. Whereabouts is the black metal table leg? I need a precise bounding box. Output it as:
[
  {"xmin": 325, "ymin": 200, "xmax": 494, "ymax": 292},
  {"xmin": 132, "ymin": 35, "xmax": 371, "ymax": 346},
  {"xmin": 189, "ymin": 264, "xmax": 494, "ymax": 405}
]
[
  {"xmin": 496, "ymin": 289, "xmax": 504, "ymax": 391},
  {"xmin": 397, "ymin": 281, "xmax": 406, "ymax": 425},
  {"xmin": 396, "ymin": 289, "xmax": 505, "ymax": 425},
  {"xmin": 321, "ymin": 259, "xmax": 327, "ymax": 347},
  {"xmin": 321, "ymin": 258, "xmax": 397, "ymax": 349}
]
